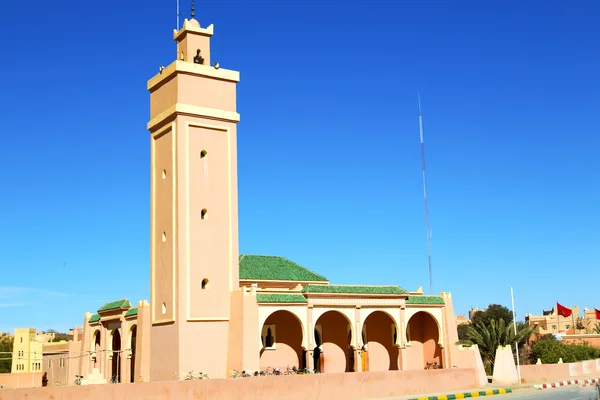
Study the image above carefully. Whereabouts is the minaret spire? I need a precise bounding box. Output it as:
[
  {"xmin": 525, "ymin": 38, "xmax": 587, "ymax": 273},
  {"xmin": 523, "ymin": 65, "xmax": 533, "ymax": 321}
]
[{"xmin": 191, "ymin": 0, "xmax": 195, "ymax": 19}]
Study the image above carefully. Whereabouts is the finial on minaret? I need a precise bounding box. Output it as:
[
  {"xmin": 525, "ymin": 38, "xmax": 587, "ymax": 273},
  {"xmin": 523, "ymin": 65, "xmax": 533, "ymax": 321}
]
[{"xmin": 191, "ymin": 0, "xmax": 195, "ymax": 19}]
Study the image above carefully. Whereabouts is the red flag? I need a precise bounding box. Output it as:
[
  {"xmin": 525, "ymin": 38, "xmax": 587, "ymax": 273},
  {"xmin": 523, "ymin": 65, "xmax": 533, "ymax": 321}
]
[
  {"xmin": 595, "ymin": 308, "xmax": 600, "ymax": 320},
  {"xmin": 557, "ymin": 303, "xmax": 572, "ymax": 318}
]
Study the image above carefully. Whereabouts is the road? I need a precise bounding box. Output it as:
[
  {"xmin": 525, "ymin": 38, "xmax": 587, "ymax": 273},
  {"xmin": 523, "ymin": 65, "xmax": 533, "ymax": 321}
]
[{"xmin": 505, "ymin": 386, "xmax": 599, "ymax": 400}]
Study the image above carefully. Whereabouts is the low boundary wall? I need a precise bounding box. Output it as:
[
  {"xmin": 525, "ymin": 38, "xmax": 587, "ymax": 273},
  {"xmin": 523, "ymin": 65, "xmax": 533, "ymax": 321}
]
[
  {"xmin": 520, "ymin": 358, "xmax": 600, "ymax": 383},
  {"xmin": 0, "ymin": 373, "xmax": 43, "ymax": 389},
  {"xmin": 0, "ymin": 368, "xmax": 480, "ymax": 400}
]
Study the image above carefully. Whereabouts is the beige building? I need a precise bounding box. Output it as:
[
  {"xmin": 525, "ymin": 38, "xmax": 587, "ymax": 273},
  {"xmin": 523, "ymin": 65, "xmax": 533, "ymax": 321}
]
[
  {"xmin": 10, "ymin": 329, "xmax": 43, "ymax": 373},
  {"xmin": 9, "ymin": 12, "xmax": 479, "ymax": 387},
  {"xmin": 526, "ymin": 305, "xmax": 581, "ymax": 335}
]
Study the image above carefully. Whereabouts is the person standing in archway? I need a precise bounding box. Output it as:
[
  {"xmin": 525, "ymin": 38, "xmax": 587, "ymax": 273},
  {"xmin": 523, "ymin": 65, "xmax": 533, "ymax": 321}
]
[{"xmin": 41, "ymin": 372, "xmax": 48, "ymax": 387}]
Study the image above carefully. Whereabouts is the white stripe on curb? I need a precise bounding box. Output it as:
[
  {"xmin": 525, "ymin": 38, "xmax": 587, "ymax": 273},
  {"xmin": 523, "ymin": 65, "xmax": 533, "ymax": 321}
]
[{"xmin": 534, "ymin": 377, "xmax": 599, "ymax": 389}]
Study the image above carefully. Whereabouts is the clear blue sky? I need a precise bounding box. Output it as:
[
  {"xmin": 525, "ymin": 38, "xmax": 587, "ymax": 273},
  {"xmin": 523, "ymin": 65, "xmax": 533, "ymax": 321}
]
[{"xmin": 0, "ymin": 0, "xmax": 599, "ymax": 333}]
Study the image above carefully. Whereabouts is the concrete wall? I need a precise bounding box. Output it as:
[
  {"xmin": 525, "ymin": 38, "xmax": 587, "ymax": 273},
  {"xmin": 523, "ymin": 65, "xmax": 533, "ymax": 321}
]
[
  {"xmin": 0, "ymin": 368, "xmax": 480, "ymax": 400},
  {"xmin": 519, "ymin": 358, "xmax": 600, "ymax": 383},
  {"xmin": 561, "ymin": 335, "xmax": 600, "ymax": 348},
  {"xmin": 0, "ymin": 372, "xmax": 43, "ymax": 389}
]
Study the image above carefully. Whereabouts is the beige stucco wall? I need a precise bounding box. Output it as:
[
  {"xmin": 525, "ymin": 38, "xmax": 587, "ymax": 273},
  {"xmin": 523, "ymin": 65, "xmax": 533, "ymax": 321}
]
[{"xmin": 0, "ymin": 368, "xmax": 482, "ymax": 399}]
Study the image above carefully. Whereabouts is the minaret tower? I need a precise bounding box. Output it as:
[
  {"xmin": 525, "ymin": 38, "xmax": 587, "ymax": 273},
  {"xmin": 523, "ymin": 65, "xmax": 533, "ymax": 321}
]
[{"xmin": 147, "ymin": 10, "xmax": 240, "ymax": 380}]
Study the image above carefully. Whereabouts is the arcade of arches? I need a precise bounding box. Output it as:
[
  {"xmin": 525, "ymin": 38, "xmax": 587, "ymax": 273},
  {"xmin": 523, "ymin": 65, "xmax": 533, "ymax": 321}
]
[{"xmin": 258, "ymin": 306, "xmax": 445, "ymax": 373}]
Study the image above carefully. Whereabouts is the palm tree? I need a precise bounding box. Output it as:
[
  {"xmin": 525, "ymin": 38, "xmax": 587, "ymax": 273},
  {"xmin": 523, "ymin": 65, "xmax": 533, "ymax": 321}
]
[
  {"xmin": 467, "ymin": 318, "xmax": 534, "ymax": 374},
  {"xmin": 594, "ymin": 323, "xmax": 600, "ymax": 334}
]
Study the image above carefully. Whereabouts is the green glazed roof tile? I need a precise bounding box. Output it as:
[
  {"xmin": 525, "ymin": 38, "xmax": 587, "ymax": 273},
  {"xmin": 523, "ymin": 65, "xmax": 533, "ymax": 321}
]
[
  {"xmin": 124, "ymin": 307, "xmax": 138, "ymax": 317},
  {"xmin": 239, "ymin": 255, "xmax": 328, "ymax": 282},
  {"xmin": 97, "ymin": 299, "xmax": 131, "ymax": 313},
  {"xmin": 406, "ymin": 296, "xmax": 445, "ymax": 305},
  {"xmin": 256, "ymin": 293, "xmax": 308, "ymax": 304},
  {"xmin": 89, "ymin": 314, "xmax": 100, "ymax": 323},
  {"xmin": 302, "ymin": 284, "xmax": 407, "ymax": 295}
]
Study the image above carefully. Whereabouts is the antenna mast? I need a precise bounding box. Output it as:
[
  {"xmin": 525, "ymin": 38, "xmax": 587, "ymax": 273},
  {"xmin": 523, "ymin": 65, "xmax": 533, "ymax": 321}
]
[
  {"xmin": 176, "ymin": 0, "xmax": 180, "ymax": 29},
  {"xmin": 418, "ymin": 92, "xmax": 434, "ymax": 294}
]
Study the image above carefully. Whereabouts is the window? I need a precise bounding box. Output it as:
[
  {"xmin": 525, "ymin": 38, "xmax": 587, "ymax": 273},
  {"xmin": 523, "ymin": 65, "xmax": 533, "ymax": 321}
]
[
  {"xmin": 200, "ymin": 150, "xmax": 207, "ymax": 158},
  {"xmin": 161, "ymin": 302, "xmax": 167, "ymax": 315},
  {"xmin": 565, "ymin": 325, "xmax": 570, "ymax": 329},
  {"xmin": 261, "ymin": 325, "xmax": 276, "ymax": 349},
  {"xmin": 201, "ymin": 278, "xmax": 209, "ymax": 290},
  {"xmin": 201, "ymin": 209, "xmax": 207, "ymax": 219},
  {"xmin": 552, "ymin": 325, "xmax": 557, "ymax": 330},
  {"xmin": 59, "ymin": 358, "xmax": 65, "ymax": 368}
]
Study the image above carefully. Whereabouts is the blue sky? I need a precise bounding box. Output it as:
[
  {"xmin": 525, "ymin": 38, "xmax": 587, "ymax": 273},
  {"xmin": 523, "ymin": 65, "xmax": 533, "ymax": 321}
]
[{"xmin": 0, "ymin": 0, "xmax": 599, "ymax": 333}]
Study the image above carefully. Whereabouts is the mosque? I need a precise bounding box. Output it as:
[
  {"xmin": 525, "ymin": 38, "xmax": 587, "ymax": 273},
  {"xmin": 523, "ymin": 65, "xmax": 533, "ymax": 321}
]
[{"xmin": 52, "ymin": 12, "xmax": 473, "ymax": 384}]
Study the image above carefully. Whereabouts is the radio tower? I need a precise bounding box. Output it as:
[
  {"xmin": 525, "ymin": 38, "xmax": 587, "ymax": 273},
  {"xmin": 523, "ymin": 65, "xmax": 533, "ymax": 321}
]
[{"xmin": 418, "ymin": 92, "xmax": 434, "ymax": 294}]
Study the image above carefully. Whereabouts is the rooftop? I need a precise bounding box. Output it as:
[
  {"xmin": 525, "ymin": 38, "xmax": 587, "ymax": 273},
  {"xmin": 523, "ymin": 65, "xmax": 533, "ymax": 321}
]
[
  {"xmin": 239, "ymin": 255, "xmax": 328, "ymax": 282},
  {"xmin": 256, "ymin": 293, "xmax": 308, "ymax": 304},
  {"xmin": 98, "ymin": 299, "xmax": 131, "ymax": 313},
  {"xmin": 406, "ymin": 295, "xmax": 445, "ymax": 305},
  {"xmin": 302, "ymin": 284, "xmax": 407, "ymax": 295}
]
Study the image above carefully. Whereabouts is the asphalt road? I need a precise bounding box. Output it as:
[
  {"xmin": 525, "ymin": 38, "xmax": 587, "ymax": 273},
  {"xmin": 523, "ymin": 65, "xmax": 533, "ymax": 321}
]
[{"xmin": 505, "ymin": 386, "xmax": 599, "ymax": 400}]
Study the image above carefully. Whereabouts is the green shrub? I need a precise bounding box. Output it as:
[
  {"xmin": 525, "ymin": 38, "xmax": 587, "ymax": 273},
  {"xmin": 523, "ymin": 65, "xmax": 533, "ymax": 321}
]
[{"xmin": 531, "ymin": 336, "xmax": 600, "ymax": 364}]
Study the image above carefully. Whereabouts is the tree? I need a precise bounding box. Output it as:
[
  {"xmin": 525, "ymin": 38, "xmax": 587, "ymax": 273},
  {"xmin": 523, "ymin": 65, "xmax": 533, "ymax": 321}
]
[
  {"xmin": 471, "ymin": 304, "xmax": 513, "ymax": 327},
  {"xmin": 467, "ymin": 318, "xmax": 534, "ymax": 374},
  {"xmin": 595, "ymin": 323, "xmax": 600, "ymax": 334},
  {"xmin": 0, "ymin": 334, "xmax": 13, "ymax": 373},
  {"xmin": 457, "ymin": 324, "xmax": 470, "ymax": 341}
]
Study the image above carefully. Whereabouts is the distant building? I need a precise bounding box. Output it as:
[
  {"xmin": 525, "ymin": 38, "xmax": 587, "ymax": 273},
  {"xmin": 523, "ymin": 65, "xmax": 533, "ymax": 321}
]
[
  {"xmin": 10, "ymin": 328, "xmax": 43, "ymax": 373},
  {"xmin": 525, "ymin": 305, "xmax": 582, "ymax": 335}
]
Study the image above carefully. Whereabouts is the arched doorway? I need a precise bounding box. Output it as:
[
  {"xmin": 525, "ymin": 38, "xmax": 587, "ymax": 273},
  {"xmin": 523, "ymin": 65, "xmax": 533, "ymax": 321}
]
[
  {"xmin": 406, "ymin": 312, "xmax": 442, "ymax": 370},
  {"xmin": 92, "ymin": 330, "xmax": 101, "ymax": 373},
  {"xmin": 130, "ymin": 325, "xmax": 137, "ymax": 383},
  {"xmin": 362, "ymin": 311, "xmax": 399, "ymax": 371},
  {"xmin": 314, "ymin": 311, "xmax": 353, "ymax": 373},
  {"xmin": 259, "ymin": 310, "xmax": 304, "ymax": 371},
  {"xmin": 111, "ymin": 329, "xmax": 121, "ymax": 383}
]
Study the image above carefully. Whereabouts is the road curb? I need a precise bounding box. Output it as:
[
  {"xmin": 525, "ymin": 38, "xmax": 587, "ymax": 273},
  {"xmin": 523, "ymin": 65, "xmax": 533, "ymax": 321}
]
[
  {"xmin": 407, "ymin": 388, "xmax": 513, "ymax": 399},
  {"xmin": 533, "ymin": 377, "xmax": 599, "ymax": 389}
]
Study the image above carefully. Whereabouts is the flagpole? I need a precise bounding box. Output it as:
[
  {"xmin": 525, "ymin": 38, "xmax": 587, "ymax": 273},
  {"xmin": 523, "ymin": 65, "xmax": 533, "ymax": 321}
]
[
  {"xmin": 556, "ymin": 302, "xmax": 559, "ymax": 334},
  {"xmin": 511, "ymin": 287, "xmax": 521, "ymax": 383}
]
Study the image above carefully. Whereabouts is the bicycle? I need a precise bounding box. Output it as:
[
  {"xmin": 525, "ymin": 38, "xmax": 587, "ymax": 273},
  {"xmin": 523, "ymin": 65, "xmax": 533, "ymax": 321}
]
[
  {"xmin": 284, "ymin": 365, "xmax": 298, "ymax": 375},
  {"xmin": 74, "ymin": 375, "xmax": 83, "ymax": 386},
  {"xmin": 184, "ymin": 371, "xmax": 209, "ymax": 380},
  {"xmin": 424, "ymin": 361, "xmax": 441, "ymax": 370},
  {"xmin": 230, "ymin": 369, "xmax": 251, "ymax": 378}
]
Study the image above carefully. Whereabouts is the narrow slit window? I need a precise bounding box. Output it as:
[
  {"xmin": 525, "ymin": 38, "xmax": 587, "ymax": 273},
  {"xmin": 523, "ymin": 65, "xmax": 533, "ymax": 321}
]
[
  {"xmin": 201, "ymin": 209, "xmax": 207, "ymax": 219},
  {"xmin": 201, "ymin": 278, "xmax": 209, "ymax": 290}
]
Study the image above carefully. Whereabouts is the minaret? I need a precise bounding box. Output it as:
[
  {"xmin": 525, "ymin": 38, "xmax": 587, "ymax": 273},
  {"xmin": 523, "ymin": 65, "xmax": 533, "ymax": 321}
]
[{"xmin": 147, "ymin": 12, "xmax": 240, "ymax": 381}]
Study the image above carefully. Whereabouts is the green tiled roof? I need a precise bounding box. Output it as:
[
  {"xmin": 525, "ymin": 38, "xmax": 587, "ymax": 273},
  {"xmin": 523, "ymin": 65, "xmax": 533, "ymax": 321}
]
[
  {"xmin": 406, "ymin": 296, "xmax": 445, "ymax": 305},
  {"xmin": 256, "ymin": 293, "xmax": 308, "ymax": 304},
  {"xmin": 302, "ymin": 284, "xmax": 407, "ymax": 295},
  {"xmin": 239, "ymin": 255, "xmax": 328, "ymax": 282},
  {"xmin": 89, "ymin": 314, "xmax": 100, "ymax": 323},
  {"xmin": 97, "ymin": 299, "xmax": 131, "ymax": 313},
  {"xmin": 124, "ymin": 307, "xmax": 138, "ymax": 317}
]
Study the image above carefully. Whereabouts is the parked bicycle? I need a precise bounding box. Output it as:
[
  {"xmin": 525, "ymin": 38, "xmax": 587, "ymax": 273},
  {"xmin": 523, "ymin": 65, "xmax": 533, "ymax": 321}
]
[
  {"xmin": 230, "ymin": 369, "xmax": 251, "ymax": 378},
  {"xmin": 184, "ymin": 371, "xmax": 209, "ymax": 380},
  {"xmin": 284, "ymin": 365, "xmax": 298, "ymax": 375},
  {"xmin": 424, "ymin": 361, "xmax": 441, "ymax": 370}
]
